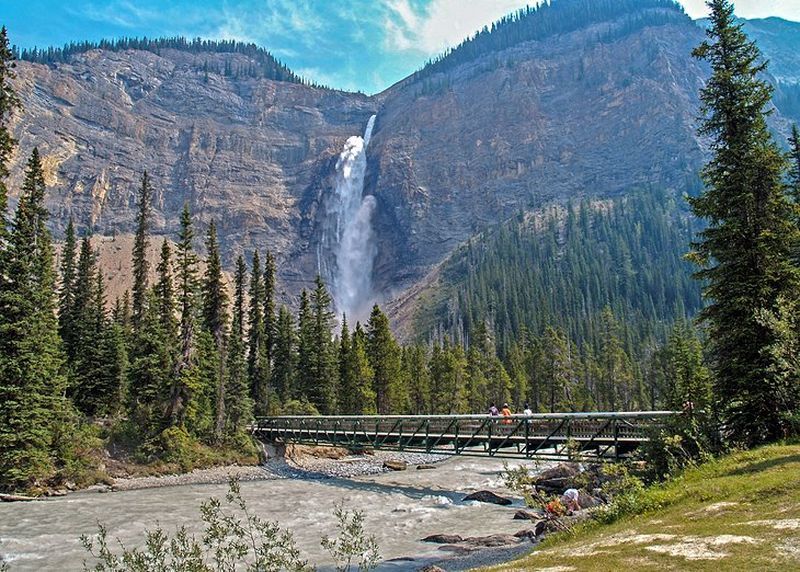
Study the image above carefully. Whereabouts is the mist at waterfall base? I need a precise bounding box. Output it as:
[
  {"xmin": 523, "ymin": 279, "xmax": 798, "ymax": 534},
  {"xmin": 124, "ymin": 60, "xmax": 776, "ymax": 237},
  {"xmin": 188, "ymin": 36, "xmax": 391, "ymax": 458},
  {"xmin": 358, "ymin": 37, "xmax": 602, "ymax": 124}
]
[{"xmin": 323, "ymin": 115, "xmax": 379, "ymax": 324}]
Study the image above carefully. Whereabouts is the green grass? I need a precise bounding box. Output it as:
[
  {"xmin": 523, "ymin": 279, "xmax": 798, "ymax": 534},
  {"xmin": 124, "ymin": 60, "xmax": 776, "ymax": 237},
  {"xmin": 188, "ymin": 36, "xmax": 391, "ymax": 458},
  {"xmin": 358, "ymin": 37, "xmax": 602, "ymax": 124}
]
[{"xmin": 493, "ymin": 443, "xmax": 800, "ymax": 571}]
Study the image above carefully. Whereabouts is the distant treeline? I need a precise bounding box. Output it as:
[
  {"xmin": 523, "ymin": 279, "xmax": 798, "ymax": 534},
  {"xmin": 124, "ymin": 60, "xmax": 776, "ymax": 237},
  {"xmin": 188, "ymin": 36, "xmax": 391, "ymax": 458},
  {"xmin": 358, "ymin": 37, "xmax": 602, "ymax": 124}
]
[
  {"xmin": 412, "ymin": 0, "xmax": 689, "ymax": 84},
  {"xmin": 12, "ymin": 36, "xmax": 332, "ymax": 88},
  {"xmin": 414, "ymin": 189, "xmax": 705, "ymax": 409}
]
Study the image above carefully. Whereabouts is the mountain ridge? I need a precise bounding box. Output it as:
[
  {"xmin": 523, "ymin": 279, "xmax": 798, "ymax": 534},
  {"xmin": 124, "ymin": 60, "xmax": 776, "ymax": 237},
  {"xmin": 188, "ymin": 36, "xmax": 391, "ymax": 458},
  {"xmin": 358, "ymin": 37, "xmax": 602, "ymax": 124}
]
[{"xmin": 5, "ymin": 0, "xmax": 800, "ymax": 317}]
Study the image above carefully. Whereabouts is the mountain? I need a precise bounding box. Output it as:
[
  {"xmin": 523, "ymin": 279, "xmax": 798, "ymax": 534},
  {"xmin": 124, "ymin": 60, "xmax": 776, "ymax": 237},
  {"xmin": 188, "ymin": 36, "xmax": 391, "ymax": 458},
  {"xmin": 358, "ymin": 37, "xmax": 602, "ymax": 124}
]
[
  {"xmin": 706, "ymin": 17, "xmax": 800, "ymax": 85},
  {"xmin": 5, "ymin": 0, "xmax": 800, "ymax": 315}
]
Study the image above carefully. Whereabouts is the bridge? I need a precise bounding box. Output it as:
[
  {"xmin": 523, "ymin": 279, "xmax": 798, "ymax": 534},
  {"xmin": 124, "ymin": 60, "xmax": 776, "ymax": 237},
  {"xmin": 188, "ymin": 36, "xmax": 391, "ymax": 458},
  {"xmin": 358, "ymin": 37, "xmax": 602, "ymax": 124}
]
[{"xmin": 253, "ymin": 411, "xmax": 677, "ymax": 461}]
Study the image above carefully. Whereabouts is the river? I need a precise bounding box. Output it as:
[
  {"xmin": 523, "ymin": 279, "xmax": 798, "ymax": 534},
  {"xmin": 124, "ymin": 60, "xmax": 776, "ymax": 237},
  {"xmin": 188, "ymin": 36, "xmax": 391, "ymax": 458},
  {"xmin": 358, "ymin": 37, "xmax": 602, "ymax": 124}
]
[{"xmin": 0, "ymin": 455, "xmax": 548, "ymax": 571}]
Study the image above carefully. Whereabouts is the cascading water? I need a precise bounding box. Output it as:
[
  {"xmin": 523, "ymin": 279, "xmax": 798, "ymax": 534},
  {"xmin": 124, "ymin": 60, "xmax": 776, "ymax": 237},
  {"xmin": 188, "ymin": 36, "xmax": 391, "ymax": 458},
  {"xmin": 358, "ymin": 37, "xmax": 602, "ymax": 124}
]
[{"xmin": 321, "ymin": 115, "xmax": 378, "ymax": 322}]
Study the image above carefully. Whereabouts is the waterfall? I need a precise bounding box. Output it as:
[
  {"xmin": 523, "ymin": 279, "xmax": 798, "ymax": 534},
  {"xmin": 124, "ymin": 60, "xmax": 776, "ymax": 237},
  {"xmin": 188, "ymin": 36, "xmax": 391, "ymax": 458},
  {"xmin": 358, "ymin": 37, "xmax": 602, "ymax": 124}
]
[{"xmin": 322, "ymin": 115, "xmax": 378, "ymax": 322}]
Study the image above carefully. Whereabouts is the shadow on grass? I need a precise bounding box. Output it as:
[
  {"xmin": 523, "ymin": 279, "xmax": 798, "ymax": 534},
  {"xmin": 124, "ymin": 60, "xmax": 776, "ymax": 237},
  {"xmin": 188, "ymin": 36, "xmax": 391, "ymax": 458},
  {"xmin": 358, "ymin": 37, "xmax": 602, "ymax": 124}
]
[{"xmin": 722, "ymin": 454, "xmax": 800, "ymax": 477}]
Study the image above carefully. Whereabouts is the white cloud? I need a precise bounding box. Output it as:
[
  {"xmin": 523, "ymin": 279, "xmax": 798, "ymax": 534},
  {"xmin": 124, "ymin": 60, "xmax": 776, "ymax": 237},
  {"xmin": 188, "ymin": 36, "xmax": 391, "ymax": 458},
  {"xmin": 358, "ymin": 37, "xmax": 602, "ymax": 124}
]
[
  {"xmin": 214, "ymin": 0, "xmax": 327, "ymax": 48},
  {"xmin": 75, "ymin": 0, "xmax": 161, "ymax": 29},
  {"xmin": 384, "ymin": 0, "xmax": 532, "ymax": 55}
]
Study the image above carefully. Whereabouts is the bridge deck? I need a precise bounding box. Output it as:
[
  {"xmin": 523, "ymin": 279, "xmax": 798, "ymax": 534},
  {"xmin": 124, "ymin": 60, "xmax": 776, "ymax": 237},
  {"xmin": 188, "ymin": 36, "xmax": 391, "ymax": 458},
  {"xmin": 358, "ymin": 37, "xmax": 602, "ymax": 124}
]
[{"xmin": 253, "ymin": 411, "xmax": 676, "ymax": 461}]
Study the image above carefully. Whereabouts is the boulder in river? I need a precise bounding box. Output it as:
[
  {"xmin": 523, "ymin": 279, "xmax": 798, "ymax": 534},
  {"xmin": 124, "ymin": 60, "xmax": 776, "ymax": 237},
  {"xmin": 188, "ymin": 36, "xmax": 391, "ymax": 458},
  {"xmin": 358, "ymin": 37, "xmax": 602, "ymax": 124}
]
[
  {"xmin": 416, "ymin": 464, "xmax": 437, "ymax": 470},
  {"xmin": 462, "ymin": 490, "xmax": 513, "ymax": 505},
  {"xmin": 422, "ymin": 534, "xmax": 464, "ymax": 544},
  {"xmin": 383, "ymin": 460, "xmax": 408, "ymax": 471},
  {"xmin": 464, "ymin": 534, "xmax": 522, "ymax": 548},
  {"xmin": 513, "ymin": 509, "xmax": 541, "ymax": 520}
]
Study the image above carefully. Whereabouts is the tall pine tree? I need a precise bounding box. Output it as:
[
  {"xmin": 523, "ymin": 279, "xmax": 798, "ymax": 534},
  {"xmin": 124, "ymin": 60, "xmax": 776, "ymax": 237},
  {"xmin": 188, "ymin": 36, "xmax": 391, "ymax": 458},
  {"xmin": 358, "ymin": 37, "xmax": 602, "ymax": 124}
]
[
  {"xmin": 168, "ymin": 204, "xmax": 201, "ymax": 428},
  {"xmin": 201, "ymin": 221, "xmax": 229, "ymax": 439},
  {"xmin": 224, "ymin": 255, "xmax": 251, "ymax": 433},
  {"xmin": 272, "ymin": 305, "xmax": 297, "ymax": 402},
  {"xmin": 366, "ymin": 305, "xmax": 406, "ymax": 414},
  {"xmin": 308, "ymin": 276, "xmax": 338, "ymax": 414},
  {"xmin": 263, "ymin": 250, "xmax": 276, "ymax": 364},
  {"xmin": 690, "ymin": 0, "xmax": 800, "ymax": 444},
  {"xmin": 247, "ymin": 251, "xmax": 269, "ymax": 415},
  {"xmin": 0, "ymin": 150, "xmax": 68, "ymax": 490},
  {"xmin": 57, "ymin": 218, "xmax": 78, "ymax": 355},
  {"xmin": 338, "ymin": 317, "xmax": 376, "ymax": 414},
  {"xmin": 131, "ymin": 172, "xmax": 152, "ymax": 331}
]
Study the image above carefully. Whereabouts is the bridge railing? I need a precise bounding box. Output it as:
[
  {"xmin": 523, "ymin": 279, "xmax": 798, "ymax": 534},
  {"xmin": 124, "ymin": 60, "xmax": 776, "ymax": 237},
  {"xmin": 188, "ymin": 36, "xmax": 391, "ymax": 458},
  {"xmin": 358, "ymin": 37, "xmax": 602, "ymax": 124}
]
[{"xmin": 253, "ymin": 411, "xmax": 678, "ymax": 461}]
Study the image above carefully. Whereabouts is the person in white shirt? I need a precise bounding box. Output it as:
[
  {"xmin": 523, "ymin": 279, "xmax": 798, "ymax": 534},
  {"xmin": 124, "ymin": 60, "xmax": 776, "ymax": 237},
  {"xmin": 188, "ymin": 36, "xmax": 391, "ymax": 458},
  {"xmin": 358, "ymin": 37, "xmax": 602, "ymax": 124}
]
[{"xmin": 523, "ymin": 403, "xmax": 533, "ymax": 416}]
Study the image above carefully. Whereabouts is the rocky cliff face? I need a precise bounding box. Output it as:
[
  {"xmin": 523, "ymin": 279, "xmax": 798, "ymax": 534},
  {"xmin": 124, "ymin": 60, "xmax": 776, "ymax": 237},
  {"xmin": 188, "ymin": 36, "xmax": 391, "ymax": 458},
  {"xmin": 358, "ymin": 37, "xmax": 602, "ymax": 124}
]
[
  {"xmin": 6, "ymin": 5, "xmax": 799, "ymax": 310},
  {"xmin": 9, "ymin": 47, "xmax": 375, "ymax": 293},
  {"xmin": 366, "ymin": 15, "xmax": 709, "ymax": 298}
]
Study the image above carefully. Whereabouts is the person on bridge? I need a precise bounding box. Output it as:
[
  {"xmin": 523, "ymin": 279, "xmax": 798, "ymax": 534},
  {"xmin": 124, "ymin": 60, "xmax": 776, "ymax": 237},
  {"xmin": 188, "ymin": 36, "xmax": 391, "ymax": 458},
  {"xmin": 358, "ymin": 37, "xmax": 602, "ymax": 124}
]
[
  {"xmin": 523, "ymin": 403, "xmax": 533, "ymax": 416},
  {"xmin": 501, "ymin": 403, "xmax": 513, "ymax": 424},
  {"xmin": 488, "ymin": 403, "xmax": 499, "ymax": 416}
]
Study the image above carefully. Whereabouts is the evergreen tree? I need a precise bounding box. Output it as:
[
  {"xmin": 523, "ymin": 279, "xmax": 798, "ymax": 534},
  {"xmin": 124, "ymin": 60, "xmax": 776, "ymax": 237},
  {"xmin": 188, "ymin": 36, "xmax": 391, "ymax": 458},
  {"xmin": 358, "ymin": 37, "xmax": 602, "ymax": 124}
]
[
  {"xmin": 295, "ymin": 290, "xmax": 313, "ymax": 402},
  {"xmin": 168, "ymin": 204, "xmax": 201, "ymax": 428},
  {"xmin": 403, "ymin": 345, "xmax": 431, "ymax": 414},
  {"xmin": 428, "ymin": 341, "xmax": 468, "ymax": 414},
  {"xmin": 690, "ymin": 0, "xmax": 800, "ymax": 444},
  {"xmin": 0, "ymin": 149, "xmax": 68, "ymax": 490},
  {"xmin": 789, "ymin": 124, "xmax": 800, "ymax": 201},
  {"xmin": 128, "ymin": 240, "xmax": 177, "ymax": 431},
  {"xmin": 789, "ymin": 124, "xmax": 800, "ymax": 265},
  {"xmin": 506, "ymin": 341, "xmax": 529, "ymax": 412},
  {"xmin": 128, "ymin": 289, "xmax": 173, "ymax": 432},
  {"xmin": 154, "ymin": 240, "xmax": 177, "ymax": 339},
  {"xmin": 131, "ymin": 172, "xmax": 152, "ymax": 331},
  {"xmin": 308, "ymin": 276, "xmax": 337, "ymax": 414},
  {"xmin": 366, "ymin": 305, "xmax": 406, "ymax": 414},
  {"xmin": 0, "ymin": 26, "xmax": 20, "ymax": 240},
  {"xmin": 466, "ymin": 346, "xmax": 489, "ymax": 413},
  {"xmin": 338, "ymin": 318, "xmax": 376, "ymax": 414},
  {"xmin": 272, "ymin": 305, "xmax": 297, "ymax": 402},
  {"xmin": 659, "ymin": 323, "xmax": 713, "ymax": 412},
  {"xmin": 201, "ymin": 221, "xmax": 228, "ymax": 439},
  {"xmin": 597, "ymin": 308, "xmax": 634, "ymax": 411},
  {"xmin": 95, "ymin": 274, "xmax": 128, "ymax": 418},
  {"xmin": 539, "ymin": 326, "xmax": 575, "ymax": 412},
  {"xmin": 66, "ymin": 237, "xmax": 110, "ymax": 416},
  {"xmin": 247, "ymin": 251, "xmax": 269, "ymax": 415},
  {"xmin": 224, "ymin": 255, "xmax": 252, "ymax": 432},
  {"xmin": 263, "ymin": 250, "xmax": 276, "ymax": 362},
  {"xmin": 472, "ymin": 323, "xmax": 512, "ymax": 408},
  {"xmin": 57, "ymin": 218, "xmax": 77, "ymax": 350}
]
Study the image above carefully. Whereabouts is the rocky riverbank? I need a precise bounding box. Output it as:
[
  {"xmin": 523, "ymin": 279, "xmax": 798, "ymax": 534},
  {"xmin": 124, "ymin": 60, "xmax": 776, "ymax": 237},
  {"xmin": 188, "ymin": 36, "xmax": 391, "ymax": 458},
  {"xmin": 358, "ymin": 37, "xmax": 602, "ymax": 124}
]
[{"xmin": 84, "ymin": 444, "xmax": 452, "ymax": 493}]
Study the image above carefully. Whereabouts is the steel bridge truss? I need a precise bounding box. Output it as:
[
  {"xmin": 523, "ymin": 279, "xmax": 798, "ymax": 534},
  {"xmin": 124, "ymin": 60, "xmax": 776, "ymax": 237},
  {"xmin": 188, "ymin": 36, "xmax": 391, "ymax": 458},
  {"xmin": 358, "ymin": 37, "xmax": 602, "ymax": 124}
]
[{"xmin": 253, "ymin": 411, "xmax": 677, "ymax": 461}]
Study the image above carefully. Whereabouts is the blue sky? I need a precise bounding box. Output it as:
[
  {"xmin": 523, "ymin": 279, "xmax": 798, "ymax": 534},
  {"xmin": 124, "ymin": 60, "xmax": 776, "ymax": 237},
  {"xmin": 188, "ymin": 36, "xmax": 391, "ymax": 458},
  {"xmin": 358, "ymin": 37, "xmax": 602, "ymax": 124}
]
[{"xmin": 3, "ymin": 0, "xmax": 800, "ymax": 94}]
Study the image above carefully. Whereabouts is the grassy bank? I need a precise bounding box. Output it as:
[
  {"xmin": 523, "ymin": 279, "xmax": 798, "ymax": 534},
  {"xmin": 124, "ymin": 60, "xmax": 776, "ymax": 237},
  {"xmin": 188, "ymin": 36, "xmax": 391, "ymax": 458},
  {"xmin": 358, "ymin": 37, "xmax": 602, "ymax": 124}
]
[{"xmin": 496, "ymin": 442, "xmax": 800, "ymax": 570}]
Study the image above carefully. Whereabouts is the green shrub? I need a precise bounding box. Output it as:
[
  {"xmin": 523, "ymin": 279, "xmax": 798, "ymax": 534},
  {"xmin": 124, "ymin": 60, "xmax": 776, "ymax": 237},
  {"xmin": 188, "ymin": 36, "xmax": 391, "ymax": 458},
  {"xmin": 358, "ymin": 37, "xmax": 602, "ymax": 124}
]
[
  {"xmin": 321, "ymin": 504, "xmax": 380, "ymax": 572},
  {"xmin": 640, "ymin": 414, "xmax": 715, "ymax": 482},
  {"xmin": 82, "ymin": 478, "xmax": 381, "ymax": 571},
  {"xmin": 591, "ymin": 464, "xmax": 650, "ymax": 524}
]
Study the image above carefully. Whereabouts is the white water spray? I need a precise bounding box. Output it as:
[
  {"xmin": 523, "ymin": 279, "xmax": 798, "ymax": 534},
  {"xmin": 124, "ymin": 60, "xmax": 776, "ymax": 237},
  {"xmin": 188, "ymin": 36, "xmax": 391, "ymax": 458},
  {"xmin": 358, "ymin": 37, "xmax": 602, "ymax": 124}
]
[{"xmin": 323, "ymin": 115, "xmax": 378, "ymax": 322}]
